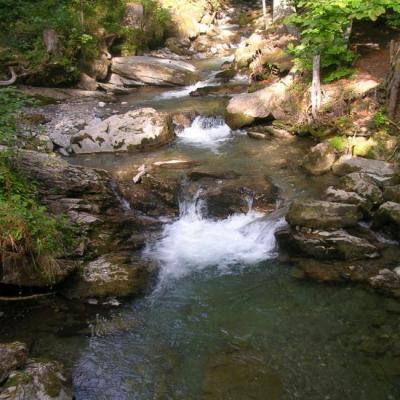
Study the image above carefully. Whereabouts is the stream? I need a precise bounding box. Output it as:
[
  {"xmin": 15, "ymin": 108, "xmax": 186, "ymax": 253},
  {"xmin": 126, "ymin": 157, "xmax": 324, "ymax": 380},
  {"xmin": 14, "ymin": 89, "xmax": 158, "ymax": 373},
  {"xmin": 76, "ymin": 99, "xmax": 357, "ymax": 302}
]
[{"xmin": 2, "ymin": 48, "xmax": 400, "ymax": 399}]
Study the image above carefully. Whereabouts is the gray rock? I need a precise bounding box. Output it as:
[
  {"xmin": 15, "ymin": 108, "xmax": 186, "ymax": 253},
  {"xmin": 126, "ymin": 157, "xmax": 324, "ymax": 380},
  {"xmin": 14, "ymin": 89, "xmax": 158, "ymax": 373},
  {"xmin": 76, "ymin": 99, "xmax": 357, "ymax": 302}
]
[
  {"xmin": 324, "ymin": 186, "xmax": 372, "ymax": 214},
  {"xmin": 71, "ymin": 108, "xmax": 174, "ymax": 154},
  {"xmin": 286, "ymin": 200, "xmax": 362, "ymax": 229},
  {"xmin": 370, "ymin": 269, "xmax": 400, "ymax": 298},
  {"xmin": 373, "ymin": 201, "xmax": 400, "ymax": 235},
  {"xmin": 290, "ymin": 228, "xmax": 379, "ymax": 260},
  {"xmin": 384, "ymin": 185, "xmax": 400, "ymax": 203},
  {"xmin": 0, "ymin": 360, "xmax": 72, "ymax": 400},
  {"xmin": 341, "ymin": 172, "xmax": 383, "ymax": 206},
  {"xmin": 64, "ymin": 254, "xmax": 156, "ymax": 299},
  {"xmin": 111, "ymin": 56, "xmax": 198, "ymax": 86},
  {"xmin": 332, "ymin": 156, "xmax": 395, "ymax": 177},
  {"xmin": 302, "ymin": 142, "xmax": 337, "ymax": 176},
  {"xmin": 0, "ymin": 343, "xmax": 28, "ymax": 384}
]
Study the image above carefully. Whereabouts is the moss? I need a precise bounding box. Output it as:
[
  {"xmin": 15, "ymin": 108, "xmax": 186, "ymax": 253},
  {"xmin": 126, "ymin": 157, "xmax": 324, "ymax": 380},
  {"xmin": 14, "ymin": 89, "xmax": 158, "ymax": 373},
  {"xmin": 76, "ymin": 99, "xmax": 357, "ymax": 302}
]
[{"xmin": 329, "ymin": 136, "xmax": 348, "ymax": 152}]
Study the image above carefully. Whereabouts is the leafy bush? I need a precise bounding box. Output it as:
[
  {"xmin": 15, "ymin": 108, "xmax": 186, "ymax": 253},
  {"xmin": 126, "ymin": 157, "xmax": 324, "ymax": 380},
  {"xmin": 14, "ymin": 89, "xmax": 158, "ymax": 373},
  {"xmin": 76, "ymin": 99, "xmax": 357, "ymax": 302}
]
[{"xmin": 287, "ymin": 1, "xmax": 400, "ymax": 81}]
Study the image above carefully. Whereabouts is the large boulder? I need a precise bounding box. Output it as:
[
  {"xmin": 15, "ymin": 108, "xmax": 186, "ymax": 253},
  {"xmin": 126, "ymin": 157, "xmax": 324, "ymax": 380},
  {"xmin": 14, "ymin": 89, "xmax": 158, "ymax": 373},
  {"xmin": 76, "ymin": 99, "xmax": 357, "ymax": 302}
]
[
  {"xmin": 332, "ymin": 156, "xmax": 395, "ymax": 177},
  {"xmin": 63, "ymin": 254, "xmax": 156, "ymax": 299},
  {"xmin": 341, "ymin": 173, "xmax": 383, "ymax": 207},
  {"xmin": 384, "ymin": 185, "xmax": 400, "ymax": 203},
  {"xmin": 0, "ymin": 343, "xmax": 28, "ymax": 384},
  {"xmin": 71, "ymin": 108, "xmax": 174, "ymax": 154},
  {"xmin": 278, "ymin": 227, "xmax": 379, "ymax": 260},
  {"xmin": 0, "ymin": 360, "xmax": 72, "ymax": 400},
  {"xmin": 226, "ymin": 73, "xmax": 294, "ymax": 129},
  {"xmin": 111, "ymin": 56, "xmax": 198, "ymax": 86},
  {"xmin": 301, "ymin": 142, "xmax": 337, "ymax": 176},
  {"xmin": 286, "ymin": 200, "xmax": 362, "ymax": 229},
  {"xmin": 373, "ymin": 201, "xmax": 400, "ymax": 237}
]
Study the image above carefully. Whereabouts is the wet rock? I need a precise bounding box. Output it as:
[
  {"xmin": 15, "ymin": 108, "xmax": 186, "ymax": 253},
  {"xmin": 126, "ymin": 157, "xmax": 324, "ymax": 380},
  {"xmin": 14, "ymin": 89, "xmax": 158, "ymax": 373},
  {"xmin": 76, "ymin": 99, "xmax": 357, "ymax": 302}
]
[
  {"xmin": 247, "ymin": 131, "xmax": 268, "ymax": 140},
  {"xmin": 226, "ymin": 72, "xmax": 294, "ymax": 129},
  {"xmin": 341, "ymin": 173, "xmax": 383, "ymax": 207},
  {"xmin": 286, "ymin": 200, "xmax": 362, "ymax": 229},
  {"xmin": 332, "ymin": 156, "xmax": 395, "ymax": 177},
  {"xmin": 111, "ymin": 56, "xmax": 198, "ymax": 86},
  {"xmin": 63, "ymin": 254, "xmax": 156, "ymax": 299},
  {"xmin": 0, "ymin": 343, "xmax": 28, "ymax": 384},
  {"xmin": 373, "ymin": 202, "xmax": 400, "ymax": 238},
  {"xmin": 301, "ymin": 142, "xmax": 337, "ymax": 176},
  {"xmin": 190, "ymin": 84, "xmax": 245, "ymax": 97},
  {"xmin": 0, "ymin": 360, "xmax": 72, "ymax": 400},
  {"xmin": 71, "ymin": 108, "xmax": 174, "ymax": 154},
  {"xmin": 370, "ymin": 269, "xmax": 400, "ymax": 298},
  {"xmin": 280, "ymin": 227, "xmax": 379, "ymax": 260},
  {"xmin": 384, "ymin": 185, "xmax": 400, "ymax": 203},
  {"xmin": 152, "ymin": 159, "xmax": 199, "ymax": 169},
  {"xmin": 172, "ymin": 112, "xmax": 197, "ymax": 131}
]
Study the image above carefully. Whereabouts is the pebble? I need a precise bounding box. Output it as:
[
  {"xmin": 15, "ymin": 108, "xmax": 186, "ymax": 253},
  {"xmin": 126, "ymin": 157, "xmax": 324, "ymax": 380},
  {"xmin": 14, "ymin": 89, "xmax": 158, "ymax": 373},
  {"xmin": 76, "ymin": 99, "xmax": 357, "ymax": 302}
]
[{"xmin": 98, "ymin": 101, "xmax": 106, "ymax": 108}]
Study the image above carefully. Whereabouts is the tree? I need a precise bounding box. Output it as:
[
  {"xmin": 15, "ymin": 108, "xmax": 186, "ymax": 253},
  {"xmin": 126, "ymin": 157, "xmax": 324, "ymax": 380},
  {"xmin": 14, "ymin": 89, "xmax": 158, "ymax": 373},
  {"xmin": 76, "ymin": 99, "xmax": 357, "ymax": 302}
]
[{"xmin": 273, "ymin": 0, "xmax": 295, "ymax": 22}]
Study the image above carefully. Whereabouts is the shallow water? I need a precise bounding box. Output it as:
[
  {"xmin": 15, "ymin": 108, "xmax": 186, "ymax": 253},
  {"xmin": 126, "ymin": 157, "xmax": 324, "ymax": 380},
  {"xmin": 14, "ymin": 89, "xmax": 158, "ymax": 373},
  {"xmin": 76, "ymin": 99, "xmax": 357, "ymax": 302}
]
[{"xmin": 2, "ymin": 56, "xmax": 400, "ymax": 400}]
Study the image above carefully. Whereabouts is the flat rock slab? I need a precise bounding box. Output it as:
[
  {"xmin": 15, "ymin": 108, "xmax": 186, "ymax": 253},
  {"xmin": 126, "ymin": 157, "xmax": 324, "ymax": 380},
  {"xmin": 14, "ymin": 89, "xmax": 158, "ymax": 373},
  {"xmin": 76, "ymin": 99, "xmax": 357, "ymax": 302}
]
[
  {"xmin": 332, "ymin": 156, "xmax": 395, "ymax": 177},
  {"xmin": 71, "ymin": 108, "xmax": 174, "ymax": 154},
  {"xmin": 286, "ymin": 200, "xmax": 362, "ymax": 229},
  {"xmin": 111, "ymin": 56, "xmax": 198, "ymax": 86}
]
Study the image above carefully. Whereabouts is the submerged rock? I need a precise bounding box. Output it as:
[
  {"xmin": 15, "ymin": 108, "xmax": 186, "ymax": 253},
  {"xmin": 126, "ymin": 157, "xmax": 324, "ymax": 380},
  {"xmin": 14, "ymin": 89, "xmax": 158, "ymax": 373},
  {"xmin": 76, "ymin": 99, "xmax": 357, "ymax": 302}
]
[
  {"xmin": 111, "ymin": 56, "xmax": 198, "ymax": 86},
  {"xmin": 286, "ymin": 200, "xmax": 361, "ymax": 229},
  {"xmin": 0, "ymin": 343, "xmax": 28, "ymax": 384},
  {"xmin": 71, "ymin": 108, "xmax": 174, "ymax": 154},
  {"xmin": 301, "ymin": 142, "xmax": 337, "ymax": 176}
]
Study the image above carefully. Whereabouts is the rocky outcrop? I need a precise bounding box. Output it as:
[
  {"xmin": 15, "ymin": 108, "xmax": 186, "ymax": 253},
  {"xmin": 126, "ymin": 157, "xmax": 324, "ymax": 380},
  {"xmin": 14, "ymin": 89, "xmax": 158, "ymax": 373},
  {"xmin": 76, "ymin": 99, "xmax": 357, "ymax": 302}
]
[
  {"xmin": 111, "ymin": 56, "xmax": 198, "ymax": 86},
  {"xmin": 0, "ymin": 150, "xmax": 152, "ymax": 297},
  {"xmin": 301, "ymin": 142, "xmax": 337, "ymax": 176},
  {"xmin": 286, "ymin": 200, "xmax": 361, "ymax": 229},
  {"xmin": 324, "ymin": 186, "xmax": 371, "ymax": 214},
  {"xmin": 70, "ymin": 108, "xmax": 174, "ymax": 154},
  {"xmin": 225, "ymin": 72, "xmax": 294, "ymax": 128}
]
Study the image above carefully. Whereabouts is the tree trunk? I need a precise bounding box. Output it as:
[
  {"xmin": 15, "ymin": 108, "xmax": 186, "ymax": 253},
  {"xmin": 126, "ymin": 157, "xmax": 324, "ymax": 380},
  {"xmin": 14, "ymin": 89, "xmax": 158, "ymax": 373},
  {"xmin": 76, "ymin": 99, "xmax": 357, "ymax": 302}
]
[
  {"xmin": 273, "ymin": 0, "xmax": 295, "ymax": 22},
  {"xmin": 311, "ymin": 55, "xmax": 321, "ymax": 120},
  {"xmin": 262, "ymin": 0, "xmax": 268, "ymax": 30},
  {"xmin": 387, "ymin": 41, "xmax": 400, "ymax": 121},
  {"xmin": 43, "ymin": 29, "xmax": 60, "ymax": 55}
]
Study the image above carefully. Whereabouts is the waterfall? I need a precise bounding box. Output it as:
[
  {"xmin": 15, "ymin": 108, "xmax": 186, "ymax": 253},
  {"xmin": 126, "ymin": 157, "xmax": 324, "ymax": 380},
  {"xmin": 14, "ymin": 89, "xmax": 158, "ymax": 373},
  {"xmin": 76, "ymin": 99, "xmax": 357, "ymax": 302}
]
[
  {"xmin": 146, "ymin": 191, "xmax": 286, "ymax": 282},
  {"xmin": 177, "ymin": 116, "xmax": 233, "ymax": 149}
]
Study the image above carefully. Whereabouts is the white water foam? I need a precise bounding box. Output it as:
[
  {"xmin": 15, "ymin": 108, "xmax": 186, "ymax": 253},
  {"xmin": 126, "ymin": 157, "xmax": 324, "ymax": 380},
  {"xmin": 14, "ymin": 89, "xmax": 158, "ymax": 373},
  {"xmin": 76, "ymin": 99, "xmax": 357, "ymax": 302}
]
[
  {"xmin": 177, "ymin": 116, "xmax": 232, "ymax": 149},
  {"xmin": 147, "ymin": 193, "xmax": 286, "ymax": 281}
]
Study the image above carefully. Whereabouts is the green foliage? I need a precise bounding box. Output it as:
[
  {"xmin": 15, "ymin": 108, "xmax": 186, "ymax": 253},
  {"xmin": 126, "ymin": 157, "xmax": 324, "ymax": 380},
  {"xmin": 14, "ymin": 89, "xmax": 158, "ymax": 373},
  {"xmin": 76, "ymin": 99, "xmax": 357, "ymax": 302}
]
[
  {"xmin": 0, "ymin": 0, "xmax": 172, "ymax": 84},
  {"xmin": 329, "ymin": 135, "xmax": 348, "ymax": 151},
  {"xmin": 373, "ymin": 109, "xmax": 391, "ymax": 129},
  {"xmin": 287, "ymin": 0, "xmax": 400, "ymax": 80},
  {"xmin": 0, "ymin": 88, "xmax": 72, "ymax": 259}
]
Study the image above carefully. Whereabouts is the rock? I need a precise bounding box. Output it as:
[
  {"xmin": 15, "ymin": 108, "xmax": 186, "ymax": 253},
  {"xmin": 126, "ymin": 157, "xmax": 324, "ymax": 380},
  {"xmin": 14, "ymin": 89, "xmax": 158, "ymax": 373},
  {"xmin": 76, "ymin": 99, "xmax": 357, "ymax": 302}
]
[
  {"xmin": 85, "ymin": 54, "xmax": 111, "ymax": 81},
  {"xmin": 332, "ymin": 156, "xmax": 395, "ymax": 177},
  {"xmin": 0, "ymin": 343, "xmax": 28, "ymax": 384},
  {"xmin": 165, "ymin": 37, "xmax": 193, "ymax": 56},
  {"xmin": 370, "ymin": 269, "xmax": 400, "ymax": 298},
  {"xmin": 247, "ymin": 131, "xmax": 268, "ymax": 140},
  {"xmin": 226, "ymin": 72, "xmax": 294, "ymax": 129},
  {"xmin": 111, "ymin": 56, "xmax": 198, "ymax": 86},
  {"xmin": 123, "ymin": 2, "xmax": 144, "ymax": 28},
  {"xmin": 281, "ymin": 227, "xmax": 379, "ymax": 260},
  {"xmin": 341, "ymin": 172, "xmax": 383, "ymax": 207},
  {"xmin": 152, "ymin": 159, "xmax": 198, "ymax": 169},
  {"xmin": 324, "ymin": 187, "xmax": 371, "ymax": 214},
  {"xmin": 77, "ymin": 73, "xmax": 98, "ymax": 91},
  {"xmin": 384, "ymin": 185, "xmax": 400, "ymax": 203},
  {"xmin": 0, "ymin": 360, "xmax": 72, "ymax": 400},
  {"xmin": 373, "ymin": 202, "xmax": 400, "ymax": 237},
  {"xmin": 63, "ymin": 254, "xmax": 156, "ymax": 299},
  {"xmin": 71, "ymin": 108, "xmax": 174, "ymax": 154},
  {"xmin": 301, "ymin": 142, "xmax": 337, "ymax": 176},
  {"xmin": 286, "ymin": 200, "xmax": 362, "ymax": 229}
]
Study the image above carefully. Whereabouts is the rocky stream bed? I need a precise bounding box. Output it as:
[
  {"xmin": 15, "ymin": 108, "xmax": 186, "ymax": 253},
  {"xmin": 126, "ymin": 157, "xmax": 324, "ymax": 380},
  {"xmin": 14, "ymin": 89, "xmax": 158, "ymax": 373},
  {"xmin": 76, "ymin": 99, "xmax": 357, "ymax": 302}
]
[{"xmin": 1, "ymin": 2, "xmax": 400, "ymax": 399}]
